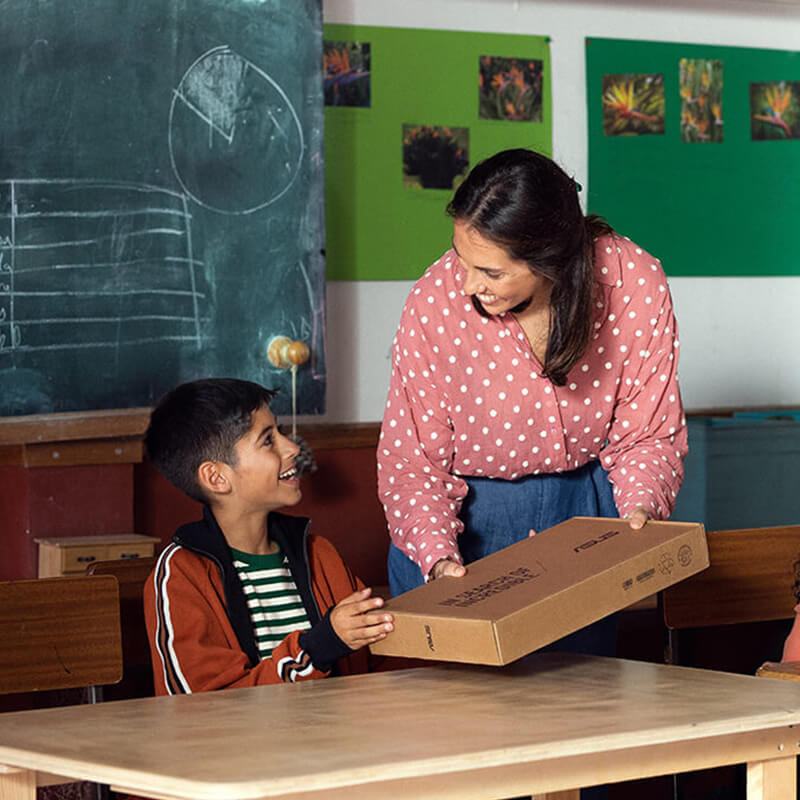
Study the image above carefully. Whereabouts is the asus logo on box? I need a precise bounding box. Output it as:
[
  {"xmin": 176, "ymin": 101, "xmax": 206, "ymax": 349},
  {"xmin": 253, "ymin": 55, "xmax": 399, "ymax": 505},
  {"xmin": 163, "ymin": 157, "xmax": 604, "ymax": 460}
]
[{"xmin": 574, "ymin": 529, "xmax": 621, "ymax": 553}]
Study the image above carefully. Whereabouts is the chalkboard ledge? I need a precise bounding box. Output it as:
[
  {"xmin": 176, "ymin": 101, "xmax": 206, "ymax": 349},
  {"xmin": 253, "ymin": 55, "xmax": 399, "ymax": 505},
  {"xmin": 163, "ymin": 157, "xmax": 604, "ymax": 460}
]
[
  {"xmin": 0, "ymin": 410, "xmax": 382, "ymax": 468},
  {"xmin": 4, "ymin": 404, "xmax": 789, "ymax": 468}
]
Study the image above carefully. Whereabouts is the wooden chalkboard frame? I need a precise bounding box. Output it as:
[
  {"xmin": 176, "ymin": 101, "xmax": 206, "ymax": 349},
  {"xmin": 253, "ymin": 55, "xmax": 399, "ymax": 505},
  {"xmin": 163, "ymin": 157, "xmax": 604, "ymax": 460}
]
[
  {"xmin": 0, "ymin": 406, "xmax": 791, "ymax": 468},
  {"xmin": 0, "ymin": 411, "xmax": 381, "ymax": 468}
]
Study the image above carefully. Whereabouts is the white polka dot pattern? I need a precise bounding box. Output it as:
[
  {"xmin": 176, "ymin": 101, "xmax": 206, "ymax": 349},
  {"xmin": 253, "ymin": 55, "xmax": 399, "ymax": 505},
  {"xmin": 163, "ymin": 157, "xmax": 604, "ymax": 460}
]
[{"xmin": 377, "ymin": 234, "xmax": 687, "ymax": 577}]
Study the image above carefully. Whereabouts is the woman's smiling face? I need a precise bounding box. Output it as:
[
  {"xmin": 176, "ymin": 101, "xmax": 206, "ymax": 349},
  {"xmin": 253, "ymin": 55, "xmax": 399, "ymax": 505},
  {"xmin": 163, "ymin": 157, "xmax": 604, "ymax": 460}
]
[{"xmin": 452, "ymin": 220, "xmax": 550, "ymax": 316}]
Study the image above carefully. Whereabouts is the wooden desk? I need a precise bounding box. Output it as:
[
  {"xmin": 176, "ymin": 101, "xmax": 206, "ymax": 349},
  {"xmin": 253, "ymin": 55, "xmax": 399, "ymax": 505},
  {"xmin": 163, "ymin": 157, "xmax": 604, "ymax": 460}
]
[{"xmin": 1, "ymin": 654, "xmax": 800, "ymax": 800}]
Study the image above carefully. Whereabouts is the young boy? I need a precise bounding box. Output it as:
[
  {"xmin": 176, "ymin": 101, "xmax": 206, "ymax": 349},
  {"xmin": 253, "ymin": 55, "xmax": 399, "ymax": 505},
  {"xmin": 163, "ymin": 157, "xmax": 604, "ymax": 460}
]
[{"xmin": 143, "ymin": 378, "xmax": 394, "ymax": 694}]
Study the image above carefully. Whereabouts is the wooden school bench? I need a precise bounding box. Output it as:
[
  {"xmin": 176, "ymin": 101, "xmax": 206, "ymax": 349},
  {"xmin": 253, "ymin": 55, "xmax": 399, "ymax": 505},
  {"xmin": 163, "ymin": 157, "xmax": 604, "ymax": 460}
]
[
  {"xmin": 85, "ymin": 558, "xmax": 157, "ymax": 700},
  {"xmin": 0, "ymin": 575, "xmax": 122, "ymax": 697},
  {"xmin": 661, "ymin": 524, "xmax": 800, "ymax": 669}
]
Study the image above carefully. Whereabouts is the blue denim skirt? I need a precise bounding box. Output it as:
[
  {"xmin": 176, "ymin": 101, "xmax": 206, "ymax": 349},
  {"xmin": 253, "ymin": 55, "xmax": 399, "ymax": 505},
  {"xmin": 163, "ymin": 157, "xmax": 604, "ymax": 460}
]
[{"xmin": 387, "ymin": 459, "xmax": 620, "ymax": 658}]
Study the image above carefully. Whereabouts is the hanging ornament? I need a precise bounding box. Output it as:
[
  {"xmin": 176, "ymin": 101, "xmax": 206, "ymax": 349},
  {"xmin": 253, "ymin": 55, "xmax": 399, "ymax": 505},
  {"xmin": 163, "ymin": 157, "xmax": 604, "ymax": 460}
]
[{"xmin": 266, "ymin": 335, "xmax": 317, "ymax": 475}]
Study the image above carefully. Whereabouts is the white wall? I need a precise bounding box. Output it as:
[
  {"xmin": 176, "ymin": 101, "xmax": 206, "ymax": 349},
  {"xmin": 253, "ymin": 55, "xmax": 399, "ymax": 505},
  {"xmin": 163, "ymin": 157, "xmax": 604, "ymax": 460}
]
[{"xmin": 312, "ymin": 0, "xmax": 800, "ymax": 423}]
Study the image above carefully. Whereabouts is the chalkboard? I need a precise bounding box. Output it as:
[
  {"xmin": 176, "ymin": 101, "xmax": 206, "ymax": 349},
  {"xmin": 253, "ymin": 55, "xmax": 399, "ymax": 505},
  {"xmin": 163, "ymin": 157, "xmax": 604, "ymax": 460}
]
[
  {"xmin": 586, "ymin": 37, "xmax": 800, "ymax": 276},
  {"xmin": 0, "ymin": 0, "xmax": 326, "ymax": 417}
]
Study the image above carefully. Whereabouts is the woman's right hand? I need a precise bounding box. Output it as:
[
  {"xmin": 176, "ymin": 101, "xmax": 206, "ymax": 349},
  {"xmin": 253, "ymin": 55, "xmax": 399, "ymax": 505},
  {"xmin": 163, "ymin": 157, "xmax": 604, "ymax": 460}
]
[
  {"xmin": 430, "ymin": 557, "xmax": 467, "ymax": 580},
  {"xmin": 431, "ymin": 530, "xmax": 537, "ymax": 580}
]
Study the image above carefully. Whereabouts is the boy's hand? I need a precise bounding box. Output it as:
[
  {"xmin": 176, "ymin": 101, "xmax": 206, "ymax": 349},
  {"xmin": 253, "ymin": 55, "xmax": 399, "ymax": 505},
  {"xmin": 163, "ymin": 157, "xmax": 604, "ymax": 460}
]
[{"xmin": 330, "ymin": 588, "xmax": 394, "ymax": 650}]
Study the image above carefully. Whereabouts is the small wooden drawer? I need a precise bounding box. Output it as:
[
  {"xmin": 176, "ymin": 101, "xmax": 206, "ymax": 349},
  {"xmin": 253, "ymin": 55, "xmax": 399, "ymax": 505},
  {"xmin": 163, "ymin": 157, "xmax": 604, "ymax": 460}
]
[
  {"xmin": 105, "ymin": 542, "xmax": 156, "ymax": 561},
  {"xmin": 35, "ymin": 535, "xmax": 160, "ymax": 578}
]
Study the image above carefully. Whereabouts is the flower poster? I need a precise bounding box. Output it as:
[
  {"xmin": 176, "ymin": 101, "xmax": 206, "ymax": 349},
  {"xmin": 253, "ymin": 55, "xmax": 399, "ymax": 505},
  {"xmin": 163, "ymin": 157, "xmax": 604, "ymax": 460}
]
[
  {"xmin": 679, "ymin": 58, "xmax": 723, "ymax": 143},
  {"xmin": 602, "ymin": 73, "xmax": 665, "ymax": 136},
  {"xmin": 479, "ymin": 56, "xmax": 543, "ymax": 122},
  {"xmin": 402, "ymin": 125, "xmax": 469, "ymax": 190},
  {"xmin": 750, "ymin": 81, "xmax": 800, "ymax": 140},
  {"xmin": 323, "ymin": 40, "xmax": 371, "ymax": 107}
]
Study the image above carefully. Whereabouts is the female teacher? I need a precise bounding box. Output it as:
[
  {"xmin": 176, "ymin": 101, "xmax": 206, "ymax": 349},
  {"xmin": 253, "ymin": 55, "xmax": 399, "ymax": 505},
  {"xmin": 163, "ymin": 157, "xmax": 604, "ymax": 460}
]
[{"xmin": 378, "ymin": 149, "xmax": 687, "ymax": 653}]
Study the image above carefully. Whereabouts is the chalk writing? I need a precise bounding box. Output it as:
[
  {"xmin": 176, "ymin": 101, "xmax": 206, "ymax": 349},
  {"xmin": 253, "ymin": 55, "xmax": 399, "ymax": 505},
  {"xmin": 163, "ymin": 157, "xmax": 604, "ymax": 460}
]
[{"xmin": 0, "ymin": 179, "xmax": 207, "ymax": 356}]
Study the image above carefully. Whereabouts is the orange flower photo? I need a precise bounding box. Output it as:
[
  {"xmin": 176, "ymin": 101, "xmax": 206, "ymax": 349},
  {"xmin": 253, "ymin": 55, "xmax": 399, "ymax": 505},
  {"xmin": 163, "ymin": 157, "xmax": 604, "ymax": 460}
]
[
  {"xmin": 602, "ymin": 73, "xmax": 665, "ymax": 136},
  {"xmin": 402, "ymin": 125, "xmax": 469, "ymax": 190},
  {"xmin": 679, "ymin": 58, "xmax": 723, "ymax": 143},
  {"xmin": 750, "ymin": 81, "xmax": 800, "ymax": 140},
  {"xmin": 479, "ymin": 56, "xmax": 543, "ymax": 122},
  {"xmin": 323, "ymin": 40, "xmax": 370, "ymax": 107}
]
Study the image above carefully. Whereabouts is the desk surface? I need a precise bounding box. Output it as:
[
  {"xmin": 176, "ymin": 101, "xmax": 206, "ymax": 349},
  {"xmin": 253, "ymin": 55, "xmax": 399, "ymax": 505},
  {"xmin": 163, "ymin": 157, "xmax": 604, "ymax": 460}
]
[{"xmin": 2, "ymin": 654, "xmax": 800, "ymax": 800}]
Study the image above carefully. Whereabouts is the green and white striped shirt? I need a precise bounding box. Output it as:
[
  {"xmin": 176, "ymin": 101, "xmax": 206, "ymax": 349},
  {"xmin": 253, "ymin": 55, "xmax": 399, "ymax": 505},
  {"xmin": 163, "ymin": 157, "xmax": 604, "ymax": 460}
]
[{"xmin": 231, "ymin": 547, "xmax": 312, "ymax": 659}]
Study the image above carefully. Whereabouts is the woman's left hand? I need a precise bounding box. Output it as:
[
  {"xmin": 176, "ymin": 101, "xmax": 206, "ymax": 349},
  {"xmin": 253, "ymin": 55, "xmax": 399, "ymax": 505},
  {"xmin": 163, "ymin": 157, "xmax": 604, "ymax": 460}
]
[{"xmin": 626, "ymin": 506, "xmax": 652, "ymax": 530}]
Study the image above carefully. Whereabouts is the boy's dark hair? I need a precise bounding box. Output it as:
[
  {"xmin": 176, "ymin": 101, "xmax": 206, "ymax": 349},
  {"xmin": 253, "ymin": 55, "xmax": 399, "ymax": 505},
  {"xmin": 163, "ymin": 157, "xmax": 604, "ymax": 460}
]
[{"xmin": 145, "ymin": 378, "xmax": 276, "ymax": 503}]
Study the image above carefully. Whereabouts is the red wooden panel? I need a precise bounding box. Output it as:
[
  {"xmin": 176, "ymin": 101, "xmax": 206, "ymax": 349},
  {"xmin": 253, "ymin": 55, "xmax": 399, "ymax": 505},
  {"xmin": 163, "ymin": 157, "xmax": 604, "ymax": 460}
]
[
  {"xmin": 0, "ymin": 467, "xmax": 32, "ymax": 580},
  {"xmin": 28, "ymin": 464, "xmax": 134, "ymax": 539},
  {"xmin": 291, "ymin": 447, "xmax": 389, "ymax": 588},
  {"xmin": 133, "ymin": 460, "xmax": 202, "ymax": 552},
  {"xmin": 134, "ymin": 447, "xmax": 390, "ymax": 588}
]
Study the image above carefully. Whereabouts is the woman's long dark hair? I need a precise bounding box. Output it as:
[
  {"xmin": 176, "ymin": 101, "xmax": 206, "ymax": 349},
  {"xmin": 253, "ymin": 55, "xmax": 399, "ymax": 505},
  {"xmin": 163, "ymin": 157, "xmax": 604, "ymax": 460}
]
[{"xmin": 446, "ymin": 149, "xmax": 612, "ymax": 386}]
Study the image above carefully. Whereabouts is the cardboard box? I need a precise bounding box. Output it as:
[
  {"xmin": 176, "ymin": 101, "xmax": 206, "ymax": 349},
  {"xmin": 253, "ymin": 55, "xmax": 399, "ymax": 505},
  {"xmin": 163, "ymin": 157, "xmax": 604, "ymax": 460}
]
[{"xmin": 370, "ymin": 517, "xmax": 708, "ymax": 666}]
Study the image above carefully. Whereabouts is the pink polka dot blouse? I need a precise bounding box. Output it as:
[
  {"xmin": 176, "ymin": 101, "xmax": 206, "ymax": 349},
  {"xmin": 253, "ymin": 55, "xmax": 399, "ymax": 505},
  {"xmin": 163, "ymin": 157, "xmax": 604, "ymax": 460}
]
[{"xmin": 377, "ymin": 233, "xmax": 688, "ymax": 577}]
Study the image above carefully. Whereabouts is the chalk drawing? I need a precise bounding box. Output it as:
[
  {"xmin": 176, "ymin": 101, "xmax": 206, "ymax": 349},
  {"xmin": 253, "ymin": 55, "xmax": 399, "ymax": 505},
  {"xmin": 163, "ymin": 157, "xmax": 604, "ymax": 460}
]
[
  {"xmin": 168, "ymin": 45, "xmax": 305, "ymax": 215},
  {"xmin": 0, "ymin": 179, "xmax": 207, "ymax": 358}
]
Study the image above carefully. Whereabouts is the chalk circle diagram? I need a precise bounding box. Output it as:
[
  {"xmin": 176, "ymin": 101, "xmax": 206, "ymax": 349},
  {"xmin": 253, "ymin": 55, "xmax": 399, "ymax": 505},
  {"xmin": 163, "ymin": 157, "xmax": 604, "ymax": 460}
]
[{"xmin": 168, "ymin": 45, "xmax": 305, "ymax": 215}]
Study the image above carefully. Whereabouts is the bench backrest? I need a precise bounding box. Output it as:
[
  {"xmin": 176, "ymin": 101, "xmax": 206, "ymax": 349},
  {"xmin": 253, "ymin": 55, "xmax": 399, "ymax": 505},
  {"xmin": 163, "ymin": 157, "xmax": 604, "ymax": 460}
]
[
  {"xmin": 662, "ymin": 525, "xmax": 800, "ymax": 630},
  {"xmin": 0, "ymin": 575, "xmax": 122, "ymax": 695}
]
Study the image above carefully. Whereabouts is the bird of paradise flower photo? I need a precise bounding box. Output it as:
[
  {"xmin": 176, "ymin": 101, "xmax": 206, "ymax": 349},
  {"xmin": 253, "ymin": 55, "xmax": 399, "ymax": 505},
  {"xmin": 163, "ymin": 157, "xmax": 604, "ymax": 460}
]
[
  {"xmin": 323, "ymin": 40, "xmax": 370, "ymax": 107},
  {"xmin": 478, "ymin": 56, "xmax": 543, "ymax": 122},
  {"xmin": 602, "ymin": 73, "xmax": 665, "ymax": 136},
  {"xmin": 402, "ymin": 125, "xmax": 469, "ymax": 190},
  {"xmin": 679, "ymin": 59, "xmax": 723, "ymax": 143},
  {"xmin": 750, "ymin": 81, "xmax": 800, "ymax": 140}
]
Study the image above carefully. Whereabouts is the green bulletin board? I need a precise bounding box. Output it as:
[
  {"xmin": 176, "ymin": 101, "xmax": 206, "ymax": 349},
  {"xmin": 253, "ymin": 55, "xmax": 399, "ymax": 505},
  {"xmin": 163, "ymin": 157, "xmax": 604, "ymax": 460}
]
[
  {"xmin": 324, "ymin": 26, "xmax": 551, "ymax": 281},
  {"xmin": 587, "ymin": 37, "xmax": 800, "ymax": 276}
]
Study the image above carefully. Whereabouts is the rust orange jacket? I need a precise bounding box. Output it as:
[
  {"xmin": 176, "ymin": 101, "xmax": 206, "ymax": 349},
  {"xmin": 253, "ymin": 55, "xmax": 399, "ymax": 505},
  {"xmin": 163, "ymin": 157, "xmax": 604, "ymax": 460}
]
[{"xmin": 144, "ymin": 506, "xmax": 374, "ymax": 694}]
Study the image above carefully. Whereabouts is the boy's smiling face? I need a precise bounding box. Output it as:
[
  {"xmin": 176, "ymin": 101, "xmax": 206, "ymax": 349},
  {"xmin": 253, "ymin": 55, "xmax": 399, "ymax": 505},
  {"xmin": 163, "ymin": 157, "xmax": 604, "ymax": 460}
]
[{"xmin": 226, "ymin": 403, "xmax": 301, "ymax": 512}]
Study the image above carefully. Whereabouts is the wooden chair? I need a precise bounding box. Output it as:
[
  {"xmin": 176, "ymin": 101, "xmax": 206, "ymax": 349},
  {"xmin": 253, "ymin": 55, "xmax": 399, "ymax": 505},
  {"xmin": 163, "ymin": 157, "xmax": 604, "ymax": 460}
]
[
  {"xmin": 0, "ymin": 576, "xmax": 123, "ymax": 798},
  {"xmin": 0, "ymin": 575, "xmax": 122, "ymax": 696},
  {"xmin": 662, "ymin": 524, "xmax": 800, "ymax": 666},
  {"xmin": 86, "ymin": 557, "xmax": 156, "ymax": 700},
  {"xmin": 661, "ymin": 525, "xmax": 800, "ymax": 800}
]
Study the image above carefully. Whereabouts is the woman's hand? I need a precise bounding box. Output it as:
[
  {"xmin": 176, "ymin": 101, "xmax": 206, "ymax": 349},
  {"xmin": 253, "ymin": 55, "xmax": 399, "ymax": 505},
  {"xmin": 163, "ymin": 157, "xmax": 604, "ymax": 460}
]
[
  {"xmin": 330, "ymin": 588, "xmax": 394, "ymax": 650},
  {"xmin": 626, "ymin": 506, "xmax": 652, "ymax": 530},
  {"xmin": 430, "ymin": 557, "xmax": 467, "ymax": 580}
]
